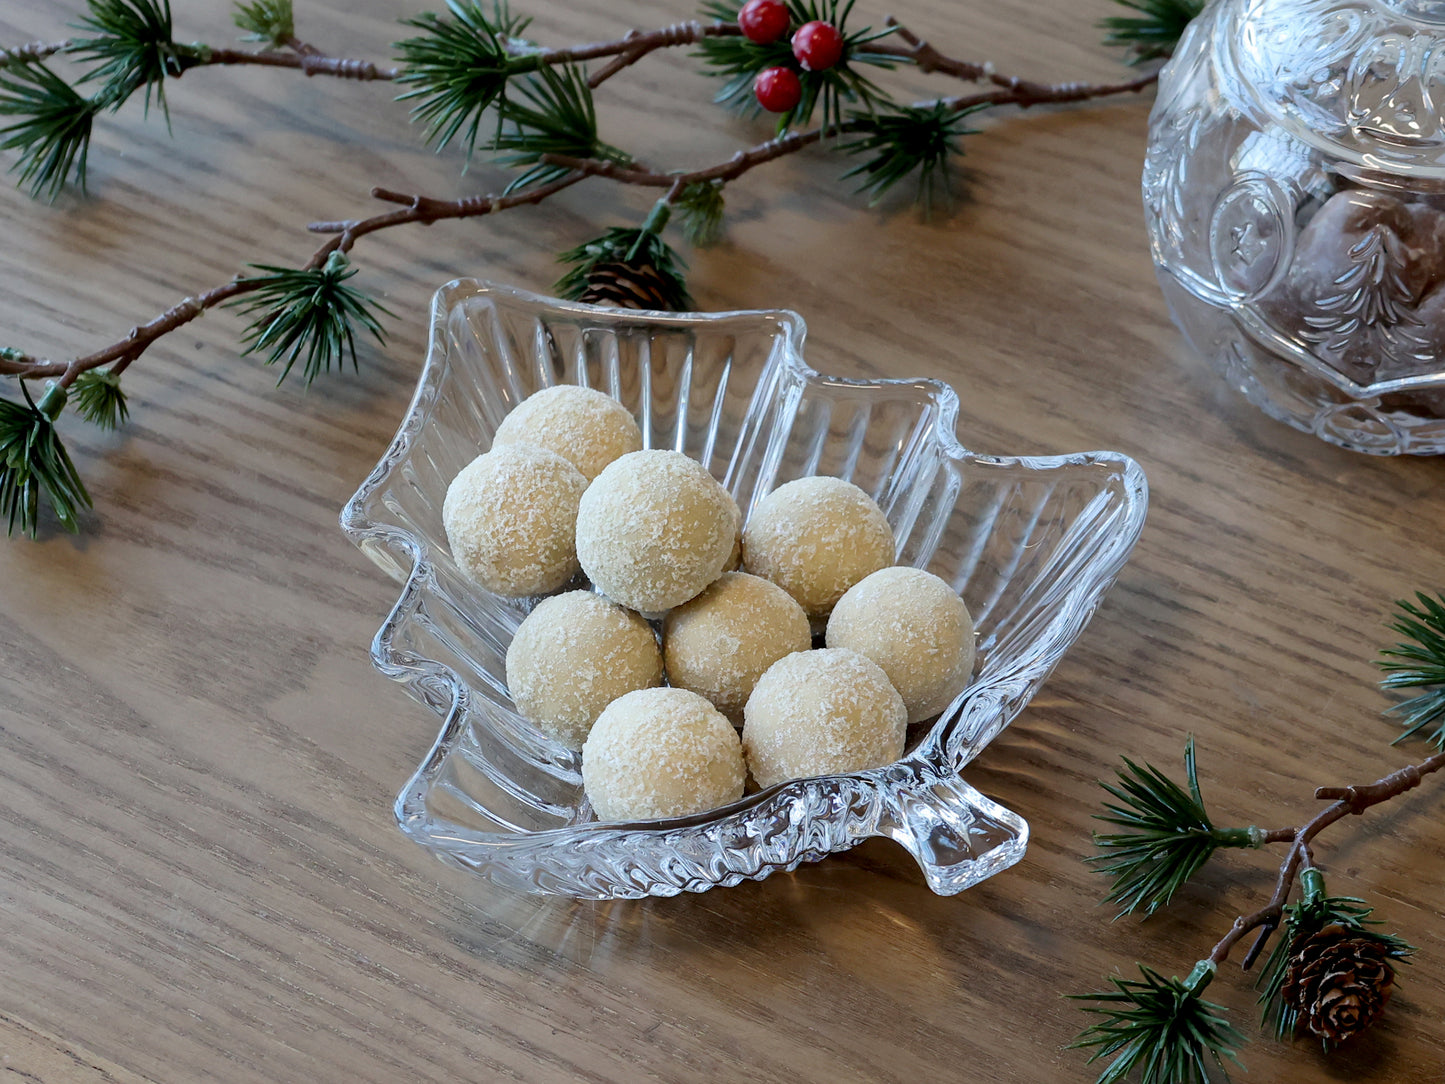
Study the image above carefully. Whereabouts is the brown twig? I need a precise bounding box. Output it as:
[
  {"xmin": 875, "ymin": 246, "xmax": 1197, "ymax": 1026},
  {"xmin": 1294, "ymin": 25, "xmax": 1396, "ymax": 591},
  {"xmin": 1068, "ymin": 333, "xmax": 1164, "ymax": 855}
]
[
  {"xmin": 1206, "ymin": 751, "xmax": 1445, "ymax": 969},
  {"xmin": 194, "ymin": 47, "xmax": 398, "ymax": 80},
  {"xmin": 9, "ymin": 171, "xmax": 592, "ymax": 386},
  {"xmin": 0, "ymin": 40, "xmax": 69, "ymax": 66}
]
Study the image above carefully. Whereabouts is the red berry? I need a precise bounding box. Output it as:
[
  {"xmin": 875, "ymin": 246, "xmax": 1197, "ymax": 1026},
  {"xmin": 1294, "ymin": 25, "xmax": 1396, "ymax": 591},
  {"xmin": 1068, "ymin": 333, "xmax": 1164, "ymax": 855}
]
[
  {"xmin": 791, "ymin": 20, "xmax": 845, "ymax": 71},
  {"xmin": 738, "ymin": 0, "xmax": 790, "ymax": 44},
  {"xmin": 753, "ymin": 66, "xmax": 802, "ymax": 113}
]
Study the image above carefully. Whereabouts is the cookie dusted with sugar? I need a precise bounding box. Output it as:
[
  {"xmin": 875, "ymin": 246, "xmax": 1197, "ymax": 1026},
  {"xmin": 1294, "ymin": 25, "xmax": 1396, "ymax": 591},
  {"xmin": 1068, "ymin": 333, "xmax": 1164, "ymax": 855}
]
[
  {"xmin": 492, "ymin": 384, "xmax": 643, "ymax": 482},
  {"xmin": 582, "ymin": 687, "xmax": 746, "ymax": 821},
  {"xmin": 742, "ymin": 647, "xmax": 907, "ymax": 789},
  {"xmin": 827, "ymin": 566, "xmax": 975, "ymax": 724},
  {"xmin": 506, "ymin": 591, "xmax": 663, "ymax": 750},
  {"xmin": 576, "ymin": 449, "xmax": 740, "ymax": 613},
  {"xmin": 442, "ymin": 444, "xmax": 587, "ymax": 597},
  {"xmin": 742, "ymin": 475, "xmax": 895, "ymax": 617},
  {"xmin": 663, "ymin": 572, "xmax": 811, "ymax": 717}
]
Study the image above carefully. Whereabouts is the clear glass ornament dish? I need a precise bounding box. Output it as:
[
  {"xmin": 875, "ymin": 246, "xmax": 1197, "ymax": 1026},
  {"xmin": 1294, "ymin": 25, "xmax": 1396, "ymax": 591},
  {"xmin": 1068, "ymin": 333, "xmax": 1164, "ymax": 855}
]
[
  {"xmin": 340, "ymin": 280, "xmax": 1148, "ymax": 899},
  {"xmin": 1145, "ymin": 0, "xmax": 1445, "ymax": 454}
]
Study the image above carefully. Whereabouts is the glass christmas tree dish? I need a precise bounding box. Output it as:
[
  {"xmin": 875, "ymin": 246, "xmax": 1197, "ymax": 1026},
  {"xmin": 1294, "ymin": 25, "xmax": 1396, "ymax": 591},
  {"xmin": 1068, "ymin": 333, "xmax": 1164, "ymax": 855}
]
[{"xmin": 341, "ymin": 280, "xmax": 1147, "ymax": 899}]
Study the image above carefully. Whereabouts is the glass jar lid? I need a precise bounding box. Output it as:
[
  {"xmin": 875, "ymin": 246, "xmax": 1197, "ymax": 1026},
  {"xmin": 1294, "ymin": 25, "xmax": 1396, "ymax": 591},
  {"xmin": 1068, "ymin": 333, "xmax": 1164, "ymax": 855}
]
[{"xmin": 1224, "ymin": 0, "xmax": 1445, "ymax": 177}]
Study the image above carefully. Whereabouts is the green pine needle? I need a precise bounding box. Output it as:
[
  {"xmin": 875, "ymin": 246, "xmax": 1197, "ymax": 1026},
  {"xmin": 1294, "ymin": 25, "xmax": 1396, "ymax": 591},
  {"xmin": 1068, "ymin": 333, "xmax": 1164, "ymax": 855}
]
[
  {"xmin": 0, "ymin": 382, "xmax": 92, "ymax": 537},
  {"xmin": 71, "ymin": 369, "xmax": 130, "ymax": 430},
  {"xmin": 70, "ymin": 0, "xmax": 197, "ymax": 116},
  {"xmin": 1072, "ymin": 961, "xmax": 1246, "ymax": 1084},
  {"xmin": 555, "ymin": 227, "xmax": 692, "ymax": 310},
  {"xmin": 674, "ymin": 179, "xmax": 727, "ymax": 247},
  {"xmin": 1256, "ymin": 871, "xmax": 1413, "ymax": 1047},
  {"xmin": 1379, "ymin": 591, "xmax": 1445, "ymax": 749},
  {"xmin": 394, "ymin": 0, "xmax": 533, "ymax": 158},
  {"xmin": 494, "ymin": 63, "xmax": 627, "ymax": 193},
  {"xmin": 233, "ymin": 0, "xmax": 296, "ymax": 48},
  {"xmin": 1101, "ymin": 0, "xmax": 1204, "ymax": 64},
  {"xmin": 840, "ymin": 100, "xmax": 982, "ymax": 211},
  {"xmin": 1088, "ymin": 737, "xmax": 1264, "ymax": 918},
  {"xmin": 232, "ymin": 251, "xmax": 391, "ymax": 386},
  {"xmin": 0, "ymin": 62, "xmax": 100, "ymax": 201},
  {"xmin": 695, "ymin": 0, "xmax": 901, "ymax": 132}
]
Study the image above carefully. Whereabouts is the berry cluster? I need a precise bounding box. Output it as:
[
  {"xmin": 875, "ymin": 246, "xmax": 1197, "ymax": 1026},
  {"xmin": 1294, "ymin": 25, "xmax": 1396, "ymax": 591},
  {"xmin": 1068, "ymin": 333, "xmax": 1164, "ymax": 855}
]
[{"xmin": 739, "ymin": 0, "xmax": 847, "ymax": 113}]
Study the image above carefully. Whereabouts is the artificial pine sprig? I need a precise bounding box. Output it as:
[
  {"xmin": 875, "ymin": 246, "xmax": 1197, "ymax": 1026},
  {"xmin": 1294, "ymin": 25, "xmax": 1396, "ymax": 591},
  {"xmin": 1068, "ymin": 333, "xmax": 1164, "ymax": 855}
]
[
  {"xmin": 234, "ymin": 0, "xmax": 297, "ymax": 48},
  {"xmin": 1379, "ymin": 591, "xmax": 1445, "ymax": 749},
  {"xmin": 394, "ymin": 0, "xmax": 533, "ymax": 158},
  {"xmin": 674, "ymin": 180, "xmax": 727, "ymax": 247},
  {"xmin": 840, "ymin": 100, "xmax": 982, "ymax": 211},
  {"xmin": 1071, "ymin": 960, "xmax": 1246, "ymax": 1084},
  {"xmin": 1102, "ymin": 0, "xmax": 1204, "ymax": 64},
  {"xmin": 70, "ymin": 0, "xmax": 197, "ymax": 117},
  {"xmin": 1256, "ymin": 869, "xmax": 1413, "ymax": 1046},
  {"xmin": 71, "ymin": 369, "xmax": 130, "ymax": 431},
  {"xmin": 232, "ymin": 251, "xmax": 391, "ymax": 386},
  {"xmin": 0, "ymin": 63, "xmax": 100, "ymax": 201},
  {"xmin": 556, "ymin": 227, "xmax": 692, "ymax": 311},
  {"xmin": 0, "ymin": 383, "xmax": 92, "ymax": 537},
  {"xmin": 494, "ymin": 64, "xmax": 628, "ymax": 193},
  {"xmin": 1089, "ymin": 736, "xmax": 1265, "ymax": 918}
]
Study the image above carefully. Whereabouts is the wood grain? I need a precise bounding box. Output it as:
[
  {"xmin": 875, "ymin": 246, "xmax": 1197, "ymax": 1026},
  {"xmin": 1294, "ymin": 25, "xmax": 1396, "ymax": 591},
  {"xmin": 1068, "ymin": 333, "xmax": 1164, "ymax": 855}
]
[{"xmin": 3, "ymin": 1, "xmax": 1445, "ymax": 1081}]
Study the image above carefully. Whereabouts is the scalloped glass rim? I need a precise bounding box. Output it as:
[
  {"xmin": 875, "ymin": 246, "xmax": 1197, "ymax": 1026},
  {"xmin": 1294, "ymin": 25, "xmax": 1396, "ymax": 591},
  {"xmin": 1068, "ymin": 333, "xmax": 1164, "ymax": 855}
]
[{"xmin": 340, "ymin": 280, "xmax": 1148, "ymax": 899}]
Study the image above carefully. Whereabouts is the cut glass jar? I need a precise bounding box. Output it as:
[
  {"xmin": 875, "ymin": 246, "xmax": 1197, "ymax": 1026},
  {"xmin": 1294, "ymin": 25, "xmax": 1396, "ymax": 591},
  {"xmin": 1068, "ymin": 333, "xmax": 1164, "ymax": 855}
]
[{"xmin": 1145, "ymin": 0, "xmax": 1445, "ymax": 453}]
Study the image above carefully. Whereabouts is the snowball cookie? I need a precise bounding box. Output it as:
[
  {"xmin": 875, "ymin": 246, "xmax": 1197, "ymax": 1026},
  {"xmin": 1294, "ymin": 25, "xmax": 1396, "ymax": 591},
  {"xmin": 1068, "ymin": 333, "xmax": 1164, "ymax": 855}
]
[
  {"xmin": 492, "ymin": 385, "xmax": 643, "ymax": 482},
  {"xmin": 663, "ymin": 572, "xmax": 812, "ymax": 716},
  {"xmin": 443, "ymin": 444, "xmax": 588, "ymax": 597},
  {"xmin": 826, "ymin": 566, "xmax": 976, "ymax": 724},
  {"xmin": 506, "ymin": 590, "xmax": 664, "ymax": 749},
  {"xmin": 742, "ymin": 476, "xmax": 895, "ymax": 617},
  {"xmin": 576, "ymin": 450, "xmax": 739, "ymax": 612},
  {"xmin": 582, "ymin": 687, "xmax": 746, "ymax": 821},
  {"xmin": 742, "ymin": 648, "xmax": 907, "ymax": 789}
]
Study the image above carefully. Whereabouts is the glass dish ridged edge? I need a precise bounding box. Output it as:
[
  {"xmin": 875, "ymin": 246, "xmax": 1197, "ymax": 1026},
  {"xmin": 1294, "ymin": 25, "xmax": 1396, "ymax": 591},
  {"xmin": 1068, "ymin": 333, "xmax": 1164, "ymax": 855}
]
[{"xmin": 340, "ymin": 280, "xmax": 1149, "ymax": 899}]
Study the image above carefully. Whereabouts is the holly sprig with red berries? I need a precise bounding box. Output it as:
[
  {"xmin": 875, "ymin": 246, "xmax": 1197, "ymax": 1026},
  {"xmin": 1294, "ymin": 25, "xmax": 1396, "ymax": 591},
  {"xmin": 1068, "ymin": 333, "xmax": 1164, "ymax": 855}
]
[{"xmin": 0, "ymin": 0, "xmax": 1166, "ymax": 537}]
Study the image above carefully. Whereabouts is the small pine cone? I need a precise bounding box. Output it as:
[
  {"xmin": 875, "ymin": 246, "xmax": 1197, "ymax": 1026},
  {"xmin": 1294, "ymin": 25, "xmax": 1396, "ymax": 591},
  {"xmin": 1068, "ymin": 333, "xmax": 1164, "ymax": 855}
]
[
  {"xmin": 577, "ymin": 261, "xmax": 680, "ymax": 311},
  {"xmin": 1281, "ymin": 923, "xmax": 1396, "ymax": 1045}
]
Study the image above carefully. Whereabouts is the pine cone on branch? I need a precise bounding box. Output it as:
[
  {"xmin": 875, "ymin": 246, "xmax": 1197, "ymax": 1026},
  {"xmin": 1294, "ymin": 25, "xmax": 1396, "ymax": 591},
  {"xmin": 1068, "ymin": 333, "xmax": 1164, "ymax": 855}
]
[
  {"xmin": 576, "ymin": 261, "xmax": 683, "ymax": 310},
  {"xmin": 1280, "ymin": 923, "xmax": 1396, "ymax": 1046},
  {"xmin": 556, "ymin": 227, "xmax": 692, "ymax": 313}
]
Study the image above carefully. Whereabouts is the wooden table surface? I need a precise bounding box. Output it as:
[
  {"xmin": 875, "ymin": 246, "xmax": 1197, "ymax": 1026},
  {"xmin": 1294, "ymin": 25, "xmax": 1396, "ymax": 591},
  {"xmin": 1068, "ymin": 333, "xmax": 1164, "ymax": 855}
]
[{"xmin": 4, "ymin": 1, "xmax": 1445, "ymax": 1081}]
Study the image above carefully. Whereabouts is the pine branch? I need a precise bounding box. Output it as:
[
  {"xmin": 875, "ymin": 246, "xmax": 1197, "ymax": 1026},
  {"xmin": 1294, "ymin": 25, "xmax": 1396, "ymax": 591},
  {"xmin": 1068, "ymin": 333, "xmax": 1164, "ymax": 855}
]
[
  {"xmin": 1379, "ymin": 592, "xmax": 1445, "ymax": 749},
  {"xmin": 70, "ymin": 369, "xmax": 130, "ymax": 430},
  {"xmin": 0, "ymin": 15, "xmax": 1166, "ymax": 484},
  {"xmin": 674, "ymin": 179, "xmax": 726, "ymax": 247},
  {"xmin": 495, "ymin": 64, "xmax": 628, "ymax": 192},
  {"xmin": 0, "ymin": 383, "xmax": 91, "ymax": 537},
  {"xmin": 1076, "ymin": 621, "xmax": 1445, "ymax": 1084},
  {"xmin": 232, "ymin": 251, "xmax": 391, "ymax": 386},
  {"xmin": 1089, "ymin": 736, "xmax": 1268, "ymax": 918},
  {"xmin": 1101, "ymin": 0, "xmax": 1204, "ymax": 64},
  {"xmin": 0, "ymin": 62, "xmax": 101, "ymax": 201},
  {"xmin": 839, "ymin": 99, "xmax": 982, "ymax": 211},
  {"xmin": 70, "ymin": 0, "xmax": 198, "ymax": 116},
  {"xmin": 233, "ymin": 0, "xmax": 295, "ymax": 49},
  {"xmin": 1071, "ymin": 960, "xmax": 1246, "ymax": 1084},
  {"xmin": 394, "ymin": 0, "xmax": 531, "ymax": 156}
]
